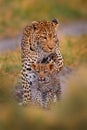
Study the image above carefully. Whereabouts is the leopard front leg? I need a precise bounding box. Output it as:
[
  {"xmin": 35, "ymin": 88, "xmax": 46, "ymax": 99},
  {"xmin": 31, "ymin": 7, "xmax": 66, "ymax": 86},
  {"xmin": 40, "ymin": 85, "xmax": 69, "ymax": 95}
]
[
  {"xmin": 21, "ymin": 69, "xmax": 31, "ymax": 105},
  {"xmin": 53, "ymin": 50, "xmax": 64, "ymax": 72}
]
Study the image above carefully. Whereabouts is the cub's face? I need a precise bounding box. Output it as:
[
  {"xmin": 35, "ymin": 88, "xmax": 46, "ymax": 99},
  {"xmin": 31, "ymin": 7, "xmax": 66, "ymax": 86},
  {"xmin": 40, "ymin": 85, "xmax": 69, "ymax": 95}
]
[
  {"xmin": 32, "ymin": 63, "xmax": 54, "ymax": 84},
  {"xmin": 32, "ymin": 19, "xmax": 59, "ymax": 53}
]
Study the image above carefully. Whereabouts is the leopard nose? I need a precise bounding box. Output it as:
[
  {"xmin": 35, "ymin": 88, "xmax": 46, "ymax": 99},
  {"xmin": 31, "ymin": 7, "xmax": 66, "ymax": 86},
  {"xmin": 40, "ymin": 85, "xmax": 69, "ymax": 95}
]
[
  {"xmin": 48, "ymin": 44, "xmax": 55, "ymax": 50},
  {"xmin": 39, "ymin": 77, "xmax": 45, "ymax": 81},
  {"xmin": 49, "ymin": 46, "xmax": 53, "ymax": 49}
]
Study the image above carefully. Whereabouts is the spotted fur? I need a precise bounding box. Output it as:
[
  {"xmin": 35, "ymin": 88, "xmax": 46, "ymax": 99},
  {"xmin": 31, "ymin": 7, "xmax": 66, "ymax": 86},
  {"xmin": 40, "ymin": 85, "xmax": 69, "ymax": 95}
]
[
  {"xmin": 21, "ymin": 19, "xmax": 63, "ymax": 105},
  {"xmin": 31, "ymin": 63, "xmax": 61, "ymax": 108}
]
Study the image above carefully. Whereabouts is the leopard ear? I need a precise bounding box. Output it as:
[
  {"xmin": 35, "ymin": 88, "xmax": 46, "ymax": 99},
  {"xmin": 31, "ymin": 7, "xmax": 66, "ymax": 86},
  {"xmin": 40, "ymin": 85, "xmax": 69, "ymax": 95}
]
[
  {"xmin": 49, "ymin": 63, "xmax": 54, "ymax": 72},
  {"xmin": 52, "ymin": 18, "xmax": 59, "ymax": 28},
  {"xmin": 32, "ymin": 63, "xmax": 37, "ymax": 70},
  {"xmin": 32, "ymin": 21, "xmax": 38, "ymax": 31}
]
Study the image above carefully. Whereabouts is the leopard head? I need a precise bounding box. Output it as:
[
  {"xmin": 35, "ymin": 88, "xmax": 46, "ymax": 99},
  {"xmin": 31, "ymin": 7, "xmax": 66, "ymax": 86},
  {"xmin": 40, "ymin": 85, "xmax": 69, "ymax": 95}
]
[
  {"xmin": 32, "ymin": 63, "xmax": 54, "ymax": 83},
  {"xmin": 32, "ymin": 19, "xmax": 59, "ymax": 53}
]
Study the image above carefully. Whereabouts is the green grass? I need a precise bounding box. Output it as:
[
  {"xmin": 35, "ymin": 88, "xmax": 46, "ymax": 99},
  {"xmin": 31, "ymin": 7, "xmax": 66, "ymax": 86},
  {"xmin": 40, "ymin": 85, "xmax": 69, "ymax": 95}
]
[
  {"xmin": 0, "ymin": 0, "xmax": 87, "ymax": 38},
  {"xmin": 61, "ymin": 35, "xmax": 87, "ymax": 66},
  {"xmin": 0, "ymin": 49, "xmax": 21, "ymax": 74}
]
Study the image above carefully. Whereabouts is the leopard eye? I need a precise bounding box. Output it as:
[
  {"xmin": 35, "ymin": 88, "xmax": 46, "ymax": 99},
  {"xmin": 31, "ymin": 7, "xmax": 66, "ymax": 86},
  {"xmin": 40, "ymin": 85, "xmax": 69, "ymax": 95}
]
[
  {"xmin": 41, "ymin": 35, "xmax": 47, "ymax": 40},
  {"xmin": 43, "ymin": 36, "xmax": 47, "ymax": 40},
  {"xmin": 53, "ymin": 35, "xmax": 56, "ymax": 38}
]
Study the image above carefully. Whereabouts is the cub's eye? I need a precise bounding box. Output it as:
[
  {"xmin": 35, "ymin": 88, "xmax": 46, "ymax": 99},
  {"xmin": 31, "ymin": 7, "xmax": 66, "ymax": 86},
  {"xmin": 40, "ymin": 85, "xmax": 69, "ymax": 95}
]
[
  {"xmin": 41, "ymin": 36, "xmax": 47, "ymax": 40},
  {"xmin": 43, "ymin": 36, "xmax": 47, "ymax": 40},
  {"xmin": 53, "ymin": 35, "xmax": 56, "ymax": 38}
]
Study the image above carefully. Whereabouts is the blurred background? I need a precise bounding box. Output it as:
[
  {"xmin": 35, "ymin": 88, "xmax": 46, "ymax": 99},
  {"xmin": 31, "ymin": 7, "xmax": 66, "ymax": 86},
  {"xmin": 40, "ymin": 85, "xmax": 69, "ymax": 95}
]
[
  {"xmin": 0, "ymin": 0, "xmax": 87, "ymax": 130},
  {"xmin": 0, "ymin": 0, "xmax": 87, "ymax": 38}
]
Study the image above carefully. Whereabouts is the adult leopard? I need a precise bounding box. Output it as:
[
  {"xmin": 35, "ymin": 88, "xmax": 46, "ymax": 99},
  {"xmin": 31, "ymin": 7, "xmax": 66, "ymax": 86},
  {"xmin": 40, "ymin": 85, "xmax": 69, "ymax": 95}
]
[{"xmin": 21, "ymin": 19, "xmax": 64, "ymax": 105}]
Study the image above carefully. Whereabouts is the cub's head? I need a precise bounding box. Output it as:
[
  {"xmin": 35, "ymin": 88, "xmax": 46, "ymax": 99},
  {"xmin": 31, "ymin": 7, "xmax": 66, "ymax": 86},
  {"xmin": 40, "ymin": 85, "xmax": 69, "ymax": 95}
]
[
  {"xmin": 32, "ymin": 63, "xmax": 54, "ymax": 83},
  {"xmin": 32, "ymin": 19, "xmax": 59, "ymax": 52}
]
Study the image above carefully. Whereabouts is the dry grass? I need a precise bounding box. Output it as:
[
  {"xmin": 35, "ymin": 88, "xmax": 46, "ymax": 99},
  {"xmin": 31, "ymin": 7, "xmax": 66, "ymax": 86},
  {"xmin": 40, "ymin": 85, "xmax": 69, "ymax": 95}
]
[
  {"xmin": 0, "ymin": 66, "xmax": 87, "ymax": 130},
  {"xmin": 0, "ymin": 0, "xmax": 87, "ymax": 38},
  {"xmin": 0, "ymin": 33, "xmax": 87, "ymax": 129},
  {"xmin": 0, "ymin": 1, "xmax": 87, "ymax": 129},
  {"xmin": 0, "ymin": 35, "xmax": 87, "ymax": 75},
  {"xmin": 0, "ymin": 48, "xmax": 21, "ymax": 74},
  {"xmin": 61, "ymin": 35, "xmax": 87, "ymax": 66}
]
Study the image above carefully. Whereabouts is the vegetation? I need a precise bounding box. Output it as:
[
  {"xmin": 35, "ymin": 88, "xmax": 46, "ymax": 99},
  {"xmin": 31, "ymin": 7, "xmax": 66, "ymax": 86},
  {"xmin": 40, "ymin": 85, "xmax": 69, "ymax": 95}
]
[
  {"xmin": 61, "ymin": 35, "xmax": 87, "ymax": 66},
  {"xmin": 0, "ymin": 35, "xmax": 87, "ymax": 73},
  {"xmin": 0, "ymin": 0, "xmax": 87, "ymax": 38},
  {"xmin": 0, "ymin": 0, "xmax": 87, "ymax": 129},
  {"xmin": 0, "ymin": 49, "xmax": 21, "ymax": 74},
  {"xmin": 0, "ymin": 66, "xmax": 87, "ymax": 130}
]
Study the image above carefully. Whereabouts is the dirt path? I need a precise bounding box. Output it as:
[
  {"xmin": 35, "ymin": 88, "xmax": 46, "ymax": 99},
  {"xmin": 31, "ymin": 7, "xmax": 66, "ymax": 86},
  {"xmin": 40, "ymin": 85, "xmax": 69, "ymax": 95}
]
[
  {"xmin": 0, "ymin": 21, "xmax": 87, "ymax": 52},
  {"xmin": 0, "ymin": 36, "xmax": 21, "ymax": 52},
  {"xmin": 58, "ymin": 21, "xmax": 87, "ymax": 36}
]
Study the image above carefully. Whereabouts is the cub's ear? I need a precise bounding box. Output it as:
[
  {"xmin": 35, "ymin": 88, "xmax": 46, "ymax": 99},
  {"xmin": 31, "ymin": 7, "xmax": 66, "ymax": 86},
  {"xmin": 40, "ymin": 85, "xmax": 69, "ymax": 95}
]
[
  {"xmin": 32, "ymin": 21, "xmax": 38, "ymax": 31},
  {"xmin": 52, "ymin": 18, "xmax": 59, "ymax": 28},
  {"xmin": 32, "ymin": 63, "xmax": 37, "ymax": 70},
  {"xmin": 49, "ymin": 63, "xmax": 54, "ymax": 72}
]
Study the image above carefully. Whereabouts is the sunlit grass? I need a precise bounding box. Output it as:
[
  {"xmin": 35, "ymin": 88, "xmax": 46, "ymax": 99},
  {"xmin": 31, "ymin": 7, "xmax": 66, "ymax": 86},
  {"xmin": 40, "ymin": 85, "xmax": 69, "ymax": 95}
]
[
  {"xmin": 0, "ymin": 0, "xmax": 87, "ymax": 38},
  {"xmin": 0, "ymin": 35, "xmax": 87, "ymax": 73},
  {"xmin": 0, "ymin": 66, "xmax": 87, "ymax": 130},
  {"xmin": 0, "ymin": 0, "xmax": 87, "ymax": 127},
  {"xmin": 0, "ymin": 31, "xmax": 87, "ymax": 129},
  {"xmin": 61, "ymin": 35, "xmax": 87, "ymax": 66},
  {"xmin": 0, "ymin": 35, "xmax": 86, "ymax": 103},
  {"xmin": 0, "ymin": 48, "xmax": 21, "ymax": 73},
  {"xmin": 0, "ymin": 48, "xmax": 21, "ymax": 103}
]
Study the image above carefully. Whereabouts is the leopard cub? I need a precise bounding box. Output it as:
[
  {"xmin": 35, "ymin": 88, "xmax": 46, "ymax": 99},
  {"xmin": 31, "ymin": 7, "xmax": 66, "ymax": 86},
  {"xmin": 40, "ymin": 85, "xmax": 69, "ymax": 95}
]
[{"xmin": 32, "ymin": 63, "xmax": 61, "ymax": 108}]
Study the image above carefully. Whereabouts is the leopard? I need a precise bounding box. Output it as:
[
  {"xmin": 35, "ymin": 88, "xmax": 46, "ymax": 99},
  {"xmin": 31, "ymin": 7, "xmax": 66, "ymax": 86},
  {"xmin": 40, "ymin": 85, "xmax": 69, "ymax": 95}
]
[
  {"xmin": 31, "ymin": 63, "xmax": 61, "ymax": 109},
  {"xmin": 21, "ymin": 19, "xmax": 64, "ymax": 105}
]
